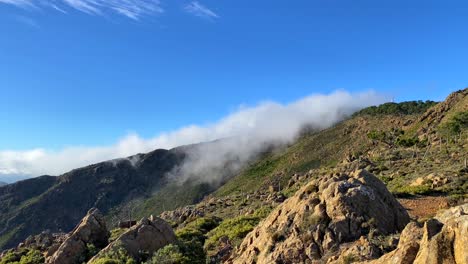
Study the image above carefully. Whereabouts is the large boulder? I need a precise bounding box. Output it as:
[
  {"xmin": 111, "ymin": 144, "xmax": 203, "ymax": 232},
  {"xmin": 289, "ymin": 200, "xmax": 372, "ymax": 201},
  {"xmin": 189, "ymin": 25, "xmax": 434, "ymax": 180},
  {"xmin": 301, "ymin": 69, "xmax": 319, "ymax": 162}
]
[
  {"xmin": 228, "ymin": 170, "xmax": 410, "ymax": 264},
  {"xmin": 46, "ymin": 208, "xmax": 109, "ymax": 264},
  {"xmin": 365, "ymin": 203, "xmax": 468, "ymax": 264},
  {"xmin": 88, "ymin": 216, "xmax": 176, "ymax": 263}
]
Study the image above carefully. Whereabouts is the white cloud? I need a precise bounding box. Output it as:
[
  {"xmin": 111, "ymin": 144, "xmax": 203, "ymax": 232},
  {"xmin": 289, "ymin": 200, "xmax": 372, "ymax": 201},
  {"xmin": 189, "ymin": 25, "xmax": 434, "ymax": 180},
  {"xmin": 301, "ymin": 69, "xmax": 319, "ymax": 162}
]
[
  {"xmin": 0, "ymin": 0, "xmax": 163, "ymax": 20},
  {"xmin": 0, "ymin": 0, "xmax": 33, "ymax": 7},
  {"xmin": 0, "ymin": 90, "xmax": 388, "ymax": 183},
  {"xmin": 184, "ymin": 1, "xmax": 218, "ymax": 19}
]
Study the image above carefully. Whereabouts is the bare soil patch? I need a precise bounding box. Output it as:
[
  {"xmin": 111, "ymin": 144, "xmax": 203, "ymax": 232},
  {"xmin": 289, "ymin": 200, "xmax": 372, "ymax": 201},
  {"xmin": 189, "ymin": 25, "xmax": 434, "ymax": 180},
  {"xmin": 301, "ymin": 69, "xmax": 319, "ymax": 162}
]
[{"xmin": 398, "ymin": 195, "xmax": 450, "ymax": 219}]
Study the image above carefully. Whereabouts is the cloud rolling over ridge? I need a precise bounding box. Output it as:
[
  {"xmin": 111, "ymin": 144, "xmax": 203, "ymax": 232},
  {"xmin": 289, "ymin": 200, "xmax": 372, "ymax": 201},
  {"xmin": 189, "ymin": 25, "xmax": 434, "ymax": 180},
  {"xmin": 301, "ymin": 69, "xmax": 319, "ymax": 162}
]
[{"xmin": 0, "ymin": 90, "xmax": 388, "ymax": 183}]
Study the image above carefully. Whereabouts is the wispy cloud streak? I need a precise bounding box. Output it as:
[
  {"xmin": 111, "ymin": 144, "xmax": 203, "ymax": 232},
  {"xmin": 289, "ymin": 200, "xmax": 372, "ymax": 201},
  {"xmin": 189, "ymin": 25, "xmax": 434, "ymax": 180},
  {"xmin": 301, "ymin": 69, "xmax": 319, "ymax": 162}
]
[
  {"xmin": 0, "ymin": 0, "xmax": 163, "ymax": 19},
  {"xmin": 184, "ymin": 1, "xmax": 218, "ymax": 19}
]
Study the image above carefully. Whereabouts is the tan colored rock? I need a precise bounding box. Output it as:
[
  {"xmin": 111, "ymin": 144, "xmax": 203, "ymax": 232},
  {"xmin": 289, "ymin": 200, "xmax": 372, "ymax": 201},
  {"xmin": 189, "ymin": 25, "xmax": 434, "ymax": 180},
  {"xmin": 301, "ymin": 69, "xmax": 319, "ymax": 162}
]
[
  {"xmin": 228, "ymin": 170, "xmax": 409, "ymax": 264},
  {"xmin": 413, "ymin": 203, "xmax": 468, "ymax": 264},
  {"xmin": 88, "ymin": 217, "xmax": 176, "ymax": 263},
  {"xmin": 363, "ymin": 222, "xmax": 423, "ymax": 264},
  {"xmin": 329, "ymin": 236, "xmax": 382, "ymax": 264},
  {"xmin": 364, "ymin": 203, "xmax": 468, "ymax": 264},
  {"xmin": 46, "ymin": 208, "xmax": 109, "ymax": 264},
  {"xmin": 411, "ymin": 177, "xmax": 426, "ymax": 186}
]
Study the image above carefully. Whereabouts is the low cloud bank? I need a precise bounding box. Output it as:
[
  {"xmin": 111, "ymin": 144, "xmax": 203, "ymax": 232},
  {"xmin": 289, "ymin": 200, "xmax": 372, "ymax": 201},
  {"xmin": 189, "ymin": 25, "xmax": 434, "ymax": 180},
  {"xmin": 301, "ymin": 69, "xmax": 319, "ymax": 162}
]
[{"xmin": 0, "ymin": 90, "xmax": 388, "ymax": 183}]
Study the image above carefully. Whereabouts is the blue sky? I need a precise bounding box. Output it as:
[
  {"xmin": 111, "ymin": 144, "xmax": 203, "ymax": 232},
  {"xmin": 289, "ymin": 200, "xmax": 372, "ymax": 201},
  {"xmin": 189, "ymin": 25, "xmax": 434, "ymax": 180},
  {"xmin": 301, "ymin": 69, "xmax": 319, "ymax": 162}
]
[{"xmin": 0, "ymin": 0, "xmax": 467, "ymax": 180}]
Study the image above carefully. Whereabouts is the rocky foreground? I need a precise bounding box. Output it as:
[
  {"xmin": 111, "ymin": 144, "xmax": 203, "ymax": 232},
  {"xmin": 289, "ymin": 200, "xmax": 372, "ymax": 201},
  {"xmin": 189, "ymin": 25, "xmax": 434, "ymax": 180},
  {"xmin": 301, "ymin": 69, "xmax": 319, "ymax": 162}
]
[{"xmin": 2, "ymin": 169, "xmax": 467, "ymax": 264}]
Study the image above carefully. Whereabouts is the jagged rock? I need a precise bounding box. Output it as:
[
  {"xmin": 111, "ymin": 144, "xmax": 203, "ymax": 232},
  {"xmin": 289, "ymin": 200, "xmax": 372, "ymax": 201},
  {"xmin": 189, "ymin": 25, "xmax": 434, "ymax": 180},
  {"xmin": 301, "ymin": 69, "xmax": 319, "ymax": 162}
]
[
  {"xmin": 18, "ymin": 231, "xmax": 67, "ymax": 258},
  {"xmin": 329, "ymin": 236, "xmax": 382, "ymax": 263},
  {"xmin": 160, "ymin": 205, "xmax": 205, "ymax": 224},
  {"xmin": 46, "ymin": 208, "xmax": 109, "ymax": 264},
  {"xmin": 88, "ymin": 217, "xmax": 176, "ymax": 262},
  {"xmin": 364, "ymin": 203, "xmax": 468, "ymax": 264},
  {"xmin": 363, "ymin": 222, "xmax": 423, "ymax": 264},
  {"xmin": 228, "ymin": 170, "xmax": 409, "ymax": 264}
]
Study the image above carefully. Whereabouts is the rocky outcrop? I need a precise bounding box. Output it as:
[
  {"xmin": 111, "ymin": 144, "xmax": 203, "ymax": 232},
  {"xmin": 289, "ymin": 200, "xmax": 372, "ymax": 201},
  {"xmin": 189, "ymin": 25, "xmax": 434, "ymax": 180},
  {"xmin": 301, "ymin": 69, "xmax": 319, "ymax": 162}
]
[
  {"xmin": 18, "ymin": 231, "xmax": 67, "ymax": 258},
  {"xmin": 160, "ymin": 205, "xmax": 205, "ymax": 224},
  {"xmin": 228, "ymin": 170, "xmax": 410, "ymax": 264},
  {"xmin": 46, "ymin": 208, "xmax": 109, "ymax": 264},
  {"xmin": 365, "ymin": 203, "xmax": 468, "ymax": 264},
  {"xmin": 362, "ymin": 222, "xmax": 423, "ymax": 264},
  {"xmin": 89, "ymin": 216, "xmax": 176, "ymax": 263}
]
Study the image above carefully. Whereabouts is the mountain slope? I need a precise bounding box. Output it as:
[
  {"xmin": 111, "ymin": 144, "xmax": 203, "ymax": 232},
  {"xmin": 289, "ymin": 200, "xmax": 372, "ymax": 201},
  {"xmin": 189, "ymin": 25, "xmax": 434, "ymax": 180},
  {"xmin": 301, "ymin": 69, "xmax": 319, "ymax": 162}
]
[
  {"xmin": 0, "ymin": 148, "xmax": 186, "ymax": 250},
  {"xmin": 157, "ymin": 88, "xmax": 467, "ymax": 262}
]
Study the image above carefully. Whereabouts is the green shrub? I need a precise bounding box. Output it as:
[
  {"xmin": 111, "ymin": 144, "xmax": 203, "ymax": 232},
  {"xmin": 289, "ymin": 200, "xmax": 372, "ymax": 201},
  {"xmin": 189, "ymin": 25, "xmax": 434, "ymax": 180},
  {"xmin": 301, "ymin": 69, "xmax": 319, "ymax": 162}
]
[
  {"xmin": 18, "ymin": 249, "xmax": 44, "ymax": 264},
  {"xmin": 174, "ymin": 227, "xmax": 205, "ymax": 264},
  {"xmin": 354, "ymin": 101, "xmax": 437, "ymax": 117},
  {"xmin": 367, "ymin": 130, "xmax": 387, "ymax": 141},
  {"xmin": 252, "ymin": 206, "xmax": 273, "ymax": 219},
  {"xmin": 343, "ymin": 254, "xmax": 358, "ymax": 264},
  {"xmin": 92, "ymin": 258, "xmax": 121, "ymax": 264},
  {"xmin": 0, "ymin": 251, "xmax": 22, "ymax": 264},
  {"xmin": 90, "ymin": 247, "xmax": 136, "ymax": 264},
  {"xmin": 0, "ymin": 248, "xmax": 44, "ymax": 264},
  {"xmin": 184, "ymin": 217, "xmax": 221, "ymax": 233},
  {"xmin": 439, "ymin": 111, "xmax": 468, "ymax": 137},
  {"xmin": 145, "ymin": 244, "xmax": 189, "ymax": 264},
  {"xmin": 109, "ymin": 228, "xmax": 126, "ymax": 243},
  {"xmin": 169, "ymin": 216, "xmax": 222, "ymax": 264},
  {"xmin": 395, "ymin": 136, "xmax": 420, "ymax": 147},
  {"xmin": 204, "ymin": 216, "xmax": 260, "ymax": 251},
  {"xmin": 393, "ymin": 185, "xmax": 432, "ymax": 196}
]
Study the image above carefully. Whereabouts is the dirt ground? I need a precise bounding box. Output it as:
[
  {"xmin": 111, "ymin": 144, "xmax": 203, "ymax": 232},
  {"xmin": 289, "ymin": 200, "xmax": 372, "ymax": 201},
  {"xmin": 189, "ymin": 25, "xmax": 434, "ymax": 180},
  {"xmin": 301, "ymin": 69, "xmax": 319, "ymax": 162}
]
[{"xmin": 398, "ymin": 195, "xmax": 450, "ymax": 220}]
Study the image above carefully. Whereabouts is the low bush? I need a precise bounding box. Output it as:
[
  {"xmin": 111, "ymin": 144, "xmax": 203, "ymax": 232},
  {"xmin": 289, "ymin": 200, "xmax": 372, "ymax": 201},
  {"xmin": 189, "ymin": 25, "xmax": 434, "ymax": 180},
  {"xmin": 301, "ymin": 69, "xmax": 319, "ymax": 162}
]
[
  {"xmin": 204, "ymin": 216, "xmax": 260, "ymax": 251},
  {"xmin": 145, "ymin": 244, "xmax": 189, "ymax": 264},
  {"xmin": 353, "ymin": 101, "xmax": 437, "ymax": 117},
  {"xmin": 0, "ymin": 248, "xmax": 45, "ymax": 264},
  {"xmin": 89, "ymin": 247, "xmax": 136, "ymax": 264}
]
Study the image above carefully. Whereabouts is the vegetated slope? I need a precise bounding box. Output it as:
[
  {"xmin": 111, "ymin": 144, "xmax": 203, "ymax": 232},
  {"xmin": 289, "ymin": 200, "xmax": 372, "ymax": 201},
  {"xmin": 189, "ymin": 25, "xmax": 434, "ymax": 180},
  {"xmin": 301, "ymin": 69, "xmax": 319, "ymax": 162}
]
[
  {"xmin": 215, "ymin": 111, "xmax": 424, "ymax": 197},
  {"xmin": 156, "ymin": 88, "xmax": 466, "ymax": 262},
  {"xmin": 217, "ymin": 89, "xmax": 467, "ymax": 199},
  {"xmin": 0, "ymin": 148, "xmax": 185, "ymax": 250}
]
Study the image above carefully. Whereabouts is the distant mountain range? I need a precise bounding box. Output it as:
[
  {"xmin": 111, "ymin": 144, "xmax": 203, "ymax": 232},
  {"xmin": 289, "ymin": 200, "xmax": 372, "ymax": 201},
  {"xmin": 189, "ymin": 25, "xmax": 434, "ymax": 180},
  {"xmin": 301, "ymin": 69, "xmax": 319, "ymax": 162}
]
[{"xmin": 0, "ymin": 181, "xmax": 7, "ymax": 187}]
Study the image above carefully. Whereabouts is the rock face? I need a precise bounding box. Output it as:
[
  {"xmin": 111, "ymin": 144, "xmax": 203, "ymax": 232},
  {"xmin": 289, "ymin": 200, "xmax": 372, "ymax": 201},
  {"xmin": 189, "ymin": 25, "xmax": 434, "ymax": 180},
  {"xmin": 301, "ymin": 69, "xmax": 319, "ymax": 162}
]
[
  {"xmin": 366, "ymin": 203, "xmax": 468, "ymax": 264},
  {"xmin": 228, "ymin": 170, "xmax": 410, "ymax": 264},
  {"xmin": 46, "ymin": 208, "xmax": 109, "ymax": 264},
  {"xmin": 89, "ymin": 217, "xmax": 176, "ymax": 262}
]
